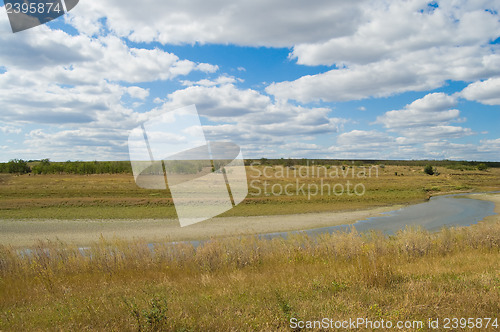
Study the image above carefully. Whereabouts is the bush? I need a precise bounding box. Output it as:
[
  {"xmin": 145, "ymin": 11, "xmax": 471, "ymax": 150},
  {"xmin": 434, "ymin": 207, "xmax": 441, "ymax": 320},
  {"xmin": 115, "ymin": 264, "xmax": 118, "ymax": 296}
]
[
  {"xmin": 477, "ymin": 163, "xmax": 488, "ymax": 171},
  {"xmin": 6, "ymin": 159, "xmax": 30, "ymax": 174},
  {"xmin": 424, "ymin": 164, "xmax": 434, "ymax": 175}
]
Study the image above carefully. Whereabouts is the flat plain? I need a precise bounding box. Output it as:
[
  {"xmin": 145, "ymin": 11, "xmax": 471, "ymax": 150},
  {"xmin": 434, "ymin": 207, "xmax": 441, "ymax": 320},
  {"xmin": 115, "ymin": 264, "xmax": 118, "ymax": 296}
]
[
  {"xmin": 1, "ymin": 164, "xmax": 499, "ymax": 330},
  {"xmin": 1, "ymin": 165, "xmax": 500, "ymax": 246}
]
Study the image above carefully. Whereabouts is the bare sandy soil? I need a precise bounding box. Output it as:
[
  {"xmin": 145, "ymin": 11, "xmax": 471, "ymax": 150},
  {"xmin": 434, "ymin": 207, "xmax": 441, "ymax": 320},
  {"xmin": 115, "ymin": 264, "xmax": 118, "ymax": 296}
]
[{"xmin": 0, "ymin": 205, "xmax": 401, "ymax": 247}]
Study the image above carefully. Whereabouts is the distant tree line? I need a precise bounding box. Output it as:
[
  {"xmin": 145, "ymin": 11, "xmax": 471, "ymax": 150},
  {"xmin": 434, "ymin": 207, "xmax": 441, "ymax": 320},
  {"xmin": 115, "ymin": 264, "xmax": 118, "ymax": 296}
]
[
  {"xmin": 0, "ymin": 158, "xmax": 498, "ymax": 175},
  {"xmin": 0, "ymin": 159, "xmax": 132, "ymax": 174},
  {"xmin": 164, "ymin": 160, "xmax": 204, "ymax": 174},
  {"xmin": 0, "ymin": 159, "xmax": 31, "ymax": 174},
  {"xmin": 244, "ymin": 158, "xmax": 500, "ymax": 168}
]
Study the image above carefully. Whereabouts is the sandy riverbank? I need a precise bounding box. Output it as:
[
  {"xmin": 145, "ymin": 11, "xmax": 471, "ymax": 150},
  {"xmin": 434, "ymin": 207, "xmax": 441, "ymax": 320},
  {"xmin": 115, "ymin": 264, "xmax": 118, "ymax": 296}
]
[
  {"xmin": 2, "ymin": 193, "xmax": 498, "ymax": 248},
  {"xmin": 0, "ymin": 205, "xmax": 401, "ymax": 247}
]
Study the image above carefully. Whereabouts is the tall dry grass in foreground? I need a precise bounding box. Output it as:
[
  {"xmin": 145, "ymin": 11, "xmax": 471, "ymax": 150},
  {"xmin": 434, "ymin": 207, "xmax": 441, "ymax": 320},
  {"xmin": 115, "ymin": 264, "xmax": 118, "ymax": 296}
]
[{"xmin": 1, "ymin": 221, "xmax": 499, "ymax": 331}]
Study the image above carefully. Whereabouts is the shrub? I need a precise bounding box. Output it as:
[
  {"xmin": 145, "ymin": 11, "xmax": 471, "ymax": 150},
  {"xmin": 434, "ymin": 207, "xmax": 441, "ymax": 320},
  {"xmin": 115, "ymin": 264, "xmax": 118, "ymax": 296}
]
[
  {"xmin": 6, "ymin": 159, "xmax": 30, "ymax": 174},
  {"xmin": 477, "ymin": 163, "xmax": 488, "ymax": 171},
  {"xmin": 424, "ymin": 164, "xmax": 434, "ymax": 175}
]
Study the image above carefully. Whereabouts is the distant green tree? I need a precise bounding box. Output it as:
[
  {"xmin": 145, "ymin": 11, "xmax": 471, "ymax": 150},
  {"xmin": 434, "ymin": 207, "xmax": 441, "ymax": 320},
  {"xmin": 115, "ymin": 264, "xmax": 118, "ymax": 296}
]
[
  {"xmin": 31, "ymin": 158, "xmax": 51, "ymax": 174},
  {"xmin": 477, "ymin": 163, "xmax": 488, "ymax": 171},
  {"xmin": 64, "ymin": 161, "xmax": 78, "ymax": 174},
  {"xmin": 424, "ymin": 164, "xmax": 434, "ymax": 175},
  {"xmin": 7, "ymin": 159, "xmax": 30, "ymax": 174}
]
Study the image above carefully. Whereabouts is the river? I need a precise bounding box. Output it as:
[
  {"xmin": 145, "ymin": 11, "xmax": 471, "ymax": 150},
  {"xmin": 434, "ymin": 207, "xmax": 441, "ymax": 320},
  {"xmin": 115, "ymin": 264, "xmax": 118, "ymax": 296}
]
[{"xmin": 261, "ymin": 193, "xmax": 498, "ymax": 240}]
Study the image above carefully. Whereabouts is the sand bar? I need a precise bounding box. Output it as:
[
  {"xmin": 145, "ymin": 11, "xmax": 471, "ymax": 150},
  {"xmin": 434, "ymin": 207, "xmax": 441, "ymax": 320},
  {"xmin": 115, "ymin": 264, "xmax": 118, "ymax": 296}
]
[
  {"xmin": 2, "ymin": 193, "xmax": 499, "ymax": 247},
  {"xmin": 0, "ymin": 205, "xmax": 401, "ymax": 247}
]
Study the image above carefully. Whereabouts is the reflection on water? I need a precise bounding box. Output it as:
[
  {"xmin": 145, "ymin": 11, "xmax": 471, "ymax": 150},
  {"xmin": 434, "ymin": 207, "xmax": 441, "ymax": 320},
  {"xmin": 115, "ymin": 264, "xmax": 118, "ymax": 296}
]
[
  {"xmin": 261, "ymin": 193, "xmax": 497, "ymax": 240},
  {"xmin": 351, "ymin": 194, "xmax": 495, "ymax": 234}
]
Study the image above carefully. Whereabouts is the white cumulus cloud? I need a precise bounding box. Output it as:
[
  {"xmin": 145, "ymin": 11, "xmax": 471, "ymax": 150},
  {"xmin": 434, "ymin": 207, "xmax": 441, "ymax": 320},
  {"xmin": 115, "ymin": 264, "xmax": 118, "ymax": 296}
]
[{"xmin": 460, "ymin": 77, "xmax": 500, "ymax": 105}]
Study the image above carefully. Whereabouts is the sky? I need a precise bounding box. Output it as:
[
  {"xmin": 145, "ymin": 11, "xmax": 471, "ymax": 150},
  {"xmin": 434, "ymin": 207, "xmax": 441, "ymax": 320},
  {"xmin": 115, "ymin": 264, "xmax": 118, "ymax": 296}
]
[{"xmin": 0, "ymin": 0, "xmax": 499, "ymax": 162}]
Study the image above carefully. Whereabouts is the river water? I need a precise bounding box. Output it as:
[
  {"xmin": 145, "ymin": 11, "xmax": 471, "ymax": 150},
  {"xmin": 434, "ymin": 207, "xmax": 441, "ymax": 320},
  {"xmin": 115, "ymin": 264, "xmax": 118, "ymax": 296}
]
[
  {"xmin": 19, "ymin": 193, "xmax": 498, "ymax": 255},
  {"xmin": 262, "ymin": 193, "xmax": 497, "ymax": 240}
]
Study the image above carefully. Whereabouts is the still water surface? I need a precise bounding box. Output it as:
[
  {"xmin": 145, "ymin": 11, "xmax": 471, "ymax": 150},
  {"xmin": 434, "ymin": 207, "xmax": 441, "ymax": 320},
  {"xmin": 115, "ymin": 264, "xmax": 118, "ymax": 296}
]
[{"xmin": 262, "ymin": 193, "xmax": 497, "ymax": 239}]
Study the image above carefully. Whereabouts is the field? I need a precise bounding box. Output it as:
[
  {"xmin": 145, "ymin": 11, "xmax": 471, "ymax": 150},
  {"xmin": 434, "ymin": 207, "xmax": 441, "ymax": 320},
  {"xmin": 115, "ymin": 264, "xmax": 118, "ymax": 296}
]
[
  {"xmin": 1, "ymin": 214, "xmax": 499, "ymax": 330},
  {"xmin": 1, "ymin": 164, "xmax": 499, "ymax": 330},
  {"xmin": 1, "ymin": 165, "xmax": 500, "ymax": 246},
  {"xmin": 1, "ymin": 165, "xmax": 499, "ymax": 219}
]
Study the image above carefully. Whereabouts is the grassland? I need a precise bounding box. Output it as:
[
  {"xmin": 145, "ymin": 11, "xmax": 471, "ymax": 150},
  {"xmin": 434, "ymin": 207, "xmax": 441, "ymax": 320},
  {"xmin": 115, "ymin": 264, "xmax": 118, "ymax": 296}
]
[
  {"xmin": 0, "ymin": 216, "xmax": 499, "ymax": 330},
  {"xmin": 0, "ymin": 164, "xmax": 499, "ymax": 330},
  {"xmin": 1, "ymin": 165, "xmax": 499, "ymax": 246},
  {"xmin": 1, "ymin": 165, "xmax": 499, "ymax": 220}
]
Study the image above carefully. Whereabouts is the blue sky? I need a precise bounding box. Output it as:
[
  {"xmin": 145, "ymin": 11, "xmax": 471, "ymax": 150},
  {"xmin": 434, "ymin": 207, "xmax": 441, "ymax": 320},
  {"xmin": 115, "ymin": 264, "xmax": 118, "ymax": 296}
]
[{"xmin": 0, "ymin": 0, "xmax": 499, "ymax": 162}]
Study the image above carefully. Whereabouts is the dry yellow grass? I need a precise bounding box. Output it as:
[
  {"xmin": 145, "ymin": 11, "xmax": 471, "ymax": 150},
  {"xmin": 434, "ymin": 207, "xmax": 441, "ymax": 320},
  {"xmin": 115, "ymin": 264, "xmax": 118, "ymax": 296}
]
[{"xmin": 0, "ymin": 217, "xmax": 499, "ymax": 330}]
